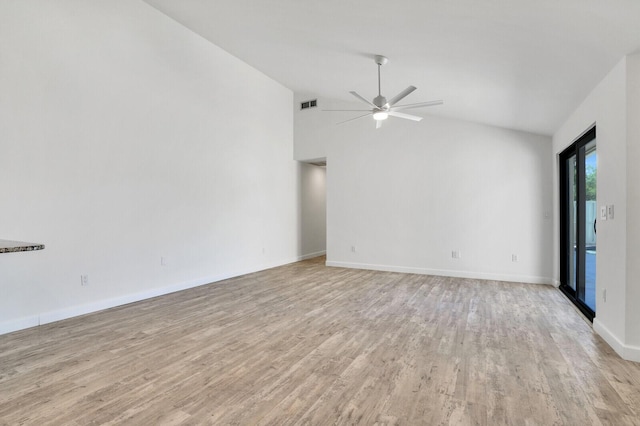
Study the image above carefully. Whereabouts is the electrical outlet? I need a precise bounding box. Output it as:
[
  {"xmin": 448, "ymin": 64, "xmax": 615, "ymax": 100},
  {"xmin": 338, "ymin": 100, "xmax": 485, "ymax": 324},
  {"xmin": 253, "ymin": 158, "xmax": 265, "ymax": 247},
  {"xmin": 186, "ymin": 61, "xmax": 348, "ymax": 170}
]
[
  {"xmin": 512, "ymin": 254, "xmax": 518, "ymax": 262},
  {"xmin": 161, "ymin": 256, "xmax": 167, "ymax": 266},
  {"xmin": 351, "ymin": 245, "xmax": 356, "ymax": 253},
  {"xmin": 80, "ymin": 275, "xmax": 89, "ymax": 286},
  {"xmin": 452, "ymin": 250, "xmax": 461, "ymax": 259},
  {"xmin": 607, "ymin": 204, "xmax": 615, "ymax": 220}
]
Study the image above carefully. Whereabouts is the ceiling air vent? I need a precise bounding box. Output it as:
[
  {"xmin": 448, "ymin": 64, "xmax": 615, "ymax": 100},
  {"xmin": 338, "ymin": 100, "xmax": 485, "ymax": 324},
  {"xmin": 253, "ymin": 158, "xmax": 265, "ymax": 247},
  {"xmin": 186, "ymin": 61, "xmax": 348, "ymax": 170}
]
[{"xmin": 300, "ymin": 99, "xmax": 318, "ymax": 110}]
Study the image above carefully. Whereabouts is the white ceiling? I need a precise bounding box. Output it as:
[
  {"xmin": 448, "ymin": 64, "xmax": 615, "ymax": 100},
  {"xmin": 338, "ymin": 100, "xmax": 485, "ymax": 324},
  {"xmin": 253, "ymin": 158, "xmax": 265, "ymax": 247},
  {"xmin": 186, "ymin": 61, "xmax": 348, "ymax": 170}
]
[{"xmin": 145, "ymin": 0, "xmax": 640, "ymax": 136}]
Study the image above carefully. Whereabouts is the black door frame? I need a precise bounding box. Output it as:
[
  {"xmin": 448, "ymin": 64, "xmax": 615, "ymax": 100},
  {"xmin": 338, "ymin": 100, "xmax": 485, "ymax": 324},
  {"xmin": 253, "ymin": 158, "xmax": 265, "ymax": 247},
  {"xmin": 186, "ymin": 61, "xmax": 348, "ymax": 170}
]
[{"xmin": 559, "ymin": 126, "xmax": 596, "ymax": 321}]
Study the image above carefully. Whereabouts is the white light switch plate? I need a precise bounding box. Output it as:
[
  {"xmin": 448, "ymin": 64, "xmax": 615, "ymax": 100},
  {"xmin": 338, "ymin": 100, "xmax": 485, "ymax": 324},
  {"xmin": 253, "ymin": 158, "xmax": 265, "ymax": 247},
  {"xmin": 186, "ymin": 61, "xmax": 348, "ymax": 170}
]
[
  {"xmin": 607, "ymin": 204, "xmax": 614, "ymax": 220},
  {"xmin": 600, "ymin": 206, "xmax": 607, "ymax": 220}
]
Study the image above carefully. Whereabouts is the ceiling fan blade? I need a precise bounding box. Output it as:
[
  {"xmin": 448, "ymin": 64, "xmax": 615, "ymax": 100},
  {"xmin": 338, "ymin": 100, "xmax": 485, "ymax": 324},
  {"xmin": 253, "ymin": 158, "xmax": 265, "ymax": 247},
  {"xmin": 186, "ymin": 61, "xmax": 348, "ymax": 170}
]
[
  {"xmin": 336, "ymin": 112, "xmax": 372, "ymax": 125},
  {"xmin": 387, "ymin": 86, "xmax": 417, "ymax": 107},
  {"xmin": 376, "ymin": 120, "xmax": 382, "ymax": 129},
  {"xmin": 387, "ymin": 111, "xmax": 423, "ymax": 121},
  {"xmin": 393, "ymin": 100, "xmax": 443, "ymax": 110},
  {"xmin": 349, "ymin": 91, "xmax": 377, "ymax": 108},
  {"xmin": 323, "ymin": 109, "xmax": 372, "ymax": 112}
]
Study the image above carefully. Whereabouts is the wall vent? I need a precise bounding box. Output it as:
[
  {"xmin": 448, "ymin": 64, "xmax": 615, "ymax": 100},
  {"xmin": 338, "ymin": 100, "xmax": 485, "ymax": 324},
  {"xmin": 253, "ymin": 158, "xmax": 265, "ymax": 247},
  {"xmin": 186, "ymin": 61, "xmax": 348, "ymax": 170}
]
[{"xmin": 300, "ymin": 99, "xmax": 318, "ymax": 110}]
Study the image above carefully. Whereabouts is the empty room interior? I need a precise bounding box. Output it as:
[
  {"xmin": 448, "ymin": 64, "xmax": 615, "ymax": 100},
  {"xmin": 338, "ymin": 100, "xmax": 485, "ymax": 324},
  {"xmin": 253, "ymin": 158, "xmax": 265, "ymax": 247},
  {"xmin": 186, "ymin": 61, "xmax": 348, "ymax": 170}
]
[{"xmin": 2, "ymin": 0, "xmax": 640, "ymax": 424}]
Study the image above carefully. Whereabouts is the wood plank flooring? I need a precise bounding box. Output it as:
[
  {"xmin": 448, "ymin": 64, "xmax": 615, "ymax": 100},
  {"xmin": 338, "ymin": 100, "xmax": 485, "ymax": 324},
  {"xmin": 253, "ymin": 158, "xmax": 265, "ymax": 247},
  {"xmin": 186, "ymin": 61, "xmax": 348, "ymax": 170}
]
[{"xmin": 1, "ymin": 256, "xmax": 639, "ymax": 425}]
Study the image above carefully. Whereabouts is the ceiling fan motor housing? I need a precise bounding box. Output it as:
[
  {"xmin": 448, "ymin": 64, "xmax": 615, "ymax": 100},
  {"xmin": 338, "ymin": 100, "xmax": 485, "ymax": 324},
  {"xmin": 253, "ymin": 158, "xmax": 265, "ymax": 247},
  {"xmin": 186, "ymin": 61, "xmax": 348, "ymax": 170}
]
[{"xmin": 373, "ymin": 95, "xmax": 388, "ymax": 109}]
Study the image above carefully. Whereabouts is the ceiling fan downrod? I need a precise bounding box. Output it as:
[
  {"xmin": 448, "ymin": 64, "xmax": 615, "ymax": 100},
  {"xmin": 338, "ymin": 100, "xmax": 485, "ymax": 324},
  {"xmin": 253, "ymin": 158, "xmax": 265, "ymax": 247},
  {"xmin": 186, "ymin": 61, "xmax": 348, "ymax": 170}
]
[{"xmin": 373, "ymin": 55, "xmax": 388, "ymax": 109}]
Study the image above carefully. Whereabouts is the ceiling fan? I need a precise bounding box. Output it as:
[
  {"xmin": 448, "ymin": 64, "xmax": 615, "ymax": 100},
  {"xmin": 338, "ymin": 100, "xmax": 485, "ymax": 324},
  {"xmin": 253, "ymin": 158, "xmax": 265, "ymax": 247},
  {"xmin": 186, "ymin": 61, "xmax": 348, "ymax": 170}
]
[{"xmin": 324, "ymin": 55, "xmax": 443, "ymax": 129}]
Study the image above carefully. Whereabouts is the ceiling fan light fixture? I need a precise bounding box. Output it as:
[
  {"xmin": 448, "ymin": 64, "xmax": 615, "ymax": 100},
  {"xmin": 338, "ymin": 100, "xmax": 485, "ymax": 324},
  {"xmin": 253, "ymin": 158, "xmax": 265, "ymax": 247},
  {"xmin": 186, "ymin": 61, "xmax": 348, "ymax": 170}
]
[{"xmin": 373, "ymin": 110, "xmax": 388, "ymax": 121}]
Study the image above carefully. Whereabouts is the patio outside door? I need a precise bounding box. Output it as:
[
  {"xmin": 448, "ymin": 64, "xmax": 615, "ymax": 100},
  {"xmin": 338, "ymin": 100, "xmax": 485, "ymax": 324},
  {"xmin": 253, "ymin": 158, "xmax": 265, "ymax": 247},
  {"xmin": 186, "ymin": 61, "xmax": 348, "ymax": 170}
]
[{"xmin": 559, "ymin": 127, "xmax": 596, "ymax": 320}]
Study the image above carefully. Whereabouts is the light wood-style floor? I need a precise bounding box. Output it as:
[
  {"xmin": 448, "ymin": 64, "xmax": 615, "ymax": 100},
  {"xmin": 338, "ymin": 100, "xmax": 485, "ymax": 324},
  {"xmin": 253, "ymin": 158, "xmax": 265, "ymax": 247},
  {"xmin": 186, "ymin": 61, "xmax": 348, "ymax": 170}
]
[{"xmin": 1, "ymin": 257, "xmax": 640, "ymax": 425}]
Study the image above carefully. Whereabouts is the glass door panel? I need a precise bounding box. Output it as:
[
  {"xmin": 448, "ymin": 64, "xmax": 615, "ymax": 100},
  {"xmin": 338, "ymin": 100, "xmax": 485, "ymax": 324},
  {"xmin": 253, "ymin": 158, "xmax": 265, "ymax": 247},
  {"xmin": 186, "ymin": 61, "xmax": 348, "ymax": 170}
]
[
  {"xmin": 583, "ymin": 141, "xmax": 596, "ymax": 311},
  {"xmin": 567, "ymin": 154, "xmax": 577, "ymax": 292}
]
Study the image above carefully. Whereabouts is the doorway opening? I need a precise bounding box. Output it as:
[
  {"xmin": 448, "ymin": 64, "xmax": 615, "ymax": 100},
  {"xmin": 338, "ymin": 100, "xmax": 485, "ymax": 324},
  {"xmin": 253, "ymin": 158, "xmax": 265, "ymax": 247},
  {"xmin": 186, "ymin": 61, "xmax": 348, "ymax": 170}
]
[
  {"xmin": 559, "ymin": 126, "xmax": 596, "ymax": 320},
  {"xmin": 300, "ymin": 160, "xmax": 327, "ymax": 259}
]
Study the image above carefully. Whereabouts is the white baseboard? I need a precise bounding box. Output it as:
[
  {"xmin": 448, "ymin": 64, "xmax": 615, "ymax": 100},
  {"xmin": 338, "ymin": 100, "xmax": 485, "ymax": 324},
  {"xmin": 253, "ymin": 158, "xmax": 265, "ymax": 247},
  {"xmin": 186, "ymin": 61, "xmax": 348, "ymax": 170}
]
[
  {"xmin": 298, "ymin": 250, "xmax": 326, "ymax": 261},
  {"xmin": 594, "ymin": 318, "xmax": 640, "ymax": 362},
  {"xmin": 0, "ymin": 316, "xmax": 40, "ymax": 335},
  {"xmin": 593, "ymin": 318, "xmax": 626, "ymax": 356},
  {"xmin": 326, "ymin": 260, "xmax": 555, "ymax": 285},
  {"xmin": 0, "ymin": 256, "xmax": 301, "ymax": 336},
  {"xmin": 38, "ymin": 273, "xmax": 223, "ymax": 327},
  {"xmin": 626, "ymin": 345, "xmax": 640, "ymax": 363}
]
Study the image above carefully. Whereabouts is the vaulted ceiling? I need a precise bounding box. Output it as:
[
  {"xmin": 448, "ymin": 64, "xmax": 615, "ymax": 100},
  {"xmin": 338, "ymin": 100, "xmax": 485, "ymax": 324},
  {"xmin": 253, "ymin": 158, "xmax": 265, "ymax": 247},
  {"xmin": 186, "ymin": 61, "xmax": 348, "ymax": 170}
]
[{"xmin": 145, "ymin": 0, "xmax": 640, "ymax": 135}]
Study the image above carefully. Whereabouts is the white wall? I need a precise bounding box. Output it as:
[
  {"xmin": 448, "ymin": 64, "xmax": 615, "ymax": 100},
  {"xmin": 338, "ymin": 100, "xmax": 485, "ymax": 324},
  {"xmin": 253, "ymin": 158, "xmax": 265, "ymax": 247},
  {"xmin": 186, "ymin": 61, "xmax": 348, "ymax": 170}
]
[
  {"xmin": 625, "ymin": 53, "xmax": 640, "ymax": 351},
  {"xmin": 299, "ymin": 163, "xmax": 326, "ymax": 258},
  {"xmin": 296, "ymin": 101, "xmax": 553, "ymax": 284},
  {"xmin": 0, "ymin": 0, "xmax": 300, "ymax": 333},
  {"xmin": 294, "ymin": 96, "xmax": 377, "ymax": 162},
  {"xmin": 553, "ymin": 55, "xmax": 640, "ymax": 361}
]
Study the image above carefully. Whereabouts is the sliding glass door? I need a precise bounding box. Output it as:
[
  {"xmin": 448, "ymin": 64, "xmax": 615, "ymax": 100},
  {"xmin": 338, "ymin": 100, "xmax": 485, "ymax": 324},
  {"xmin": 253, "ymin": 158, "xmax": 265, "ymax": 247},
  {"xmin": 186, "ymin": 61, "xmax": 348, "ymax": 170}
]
[{"xmin": 560, "ymin": 127, "xmax": 596, "ymax": 320}]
